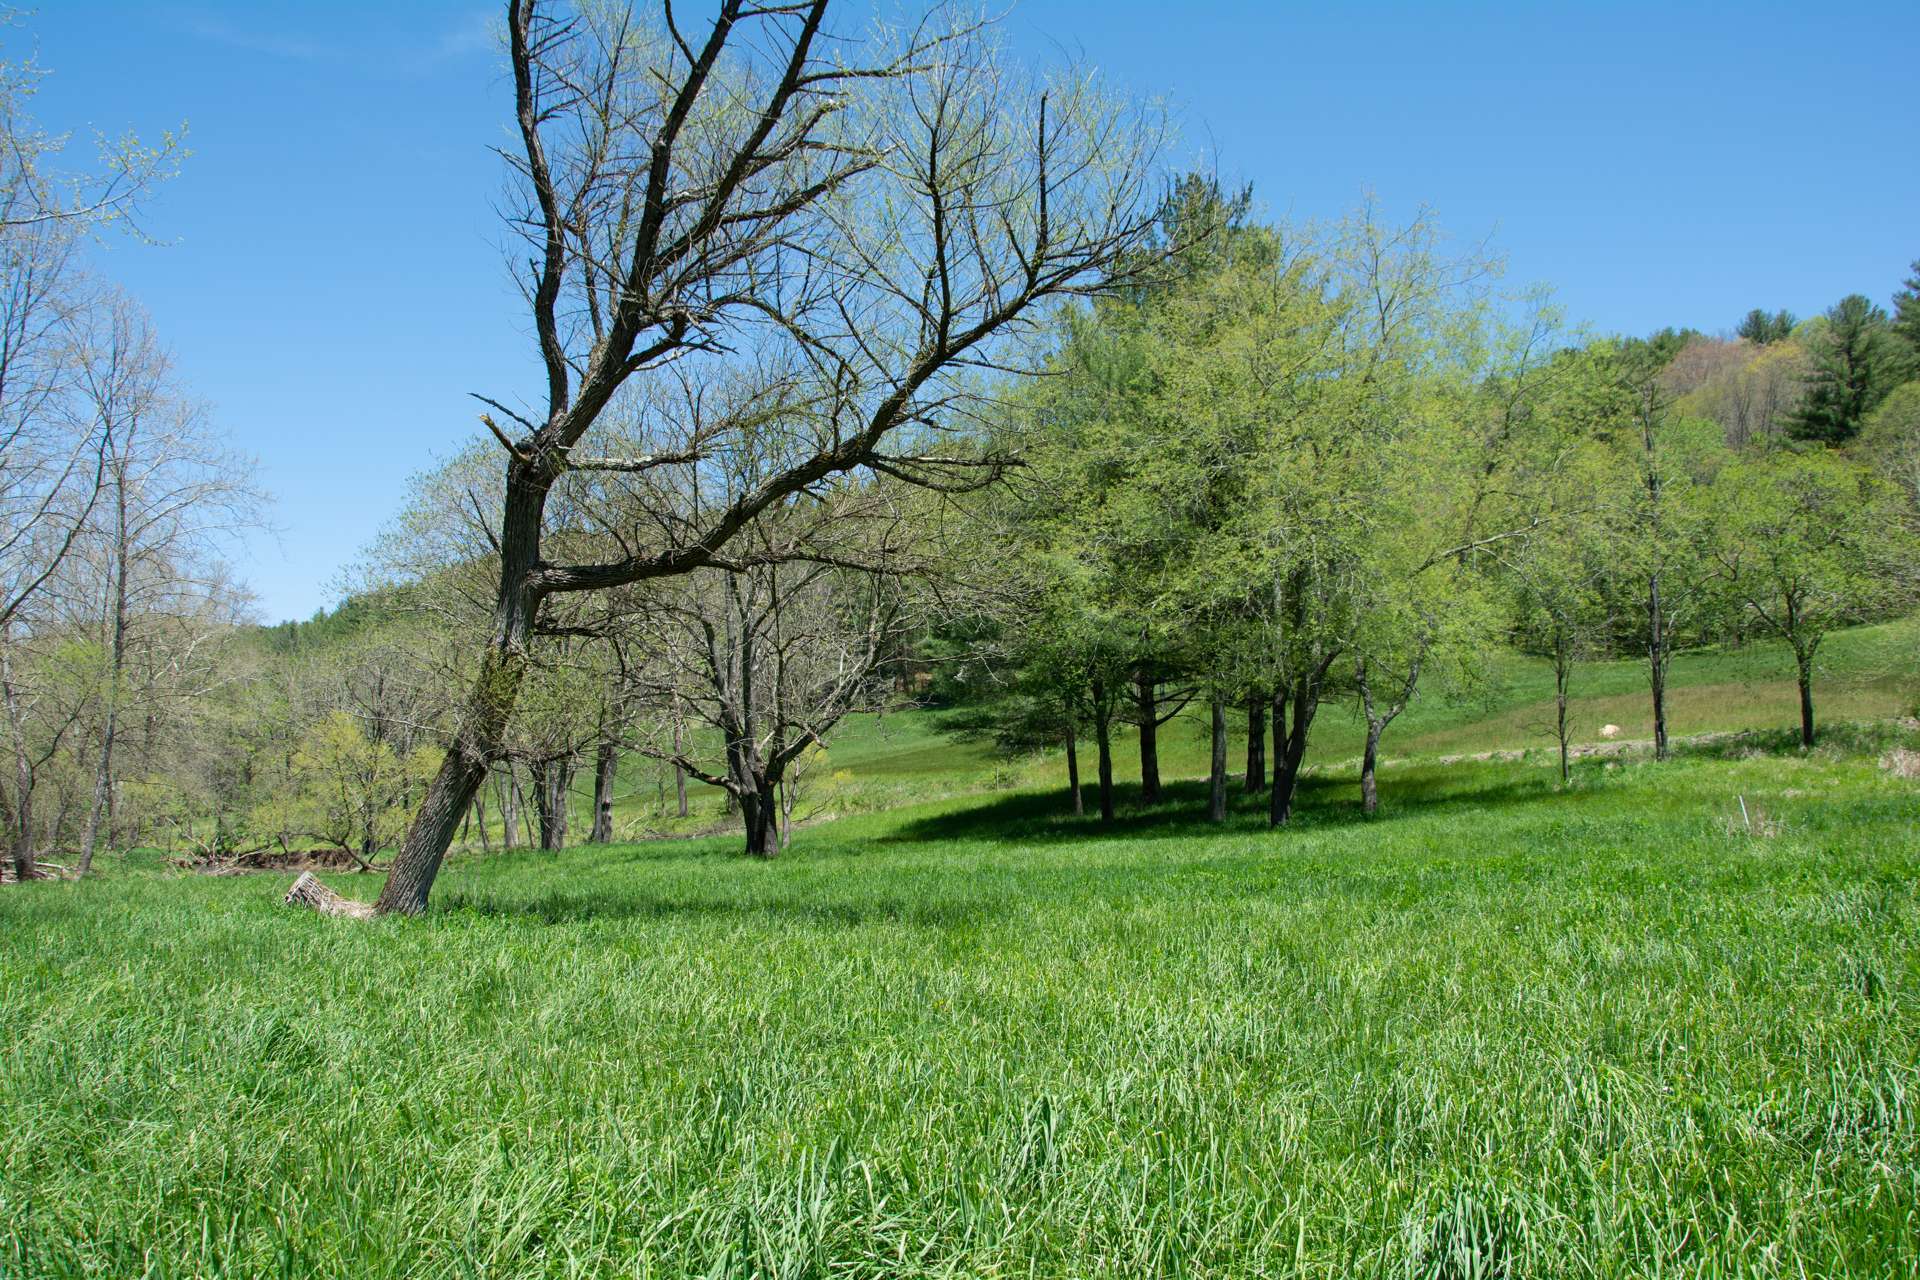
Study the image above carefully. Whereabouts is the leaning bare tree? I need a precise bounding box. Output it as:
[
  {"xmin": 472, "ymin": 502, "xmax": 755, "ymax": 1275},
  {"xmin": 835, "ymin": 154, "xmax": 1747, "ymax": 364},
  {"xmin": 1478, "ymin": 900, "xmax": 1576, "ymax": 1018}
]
[{"xmin": 331, "ymin": 0, "xmax": 1164, "ymax": 915}]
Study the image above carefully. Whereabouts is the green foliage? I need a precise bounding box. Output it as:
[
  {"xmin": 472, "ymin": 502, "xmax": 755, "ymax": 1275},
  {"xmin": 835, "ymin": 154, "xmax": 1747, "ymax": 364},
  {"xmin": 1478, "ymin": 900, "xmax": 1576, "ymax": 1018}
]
[
  {"xmin": 1735, "ymin": 307, "xmax": 1797, "ymax": 344},
  {"xmin": 252, "ymin": 710, "xmax": 439, "ymax": 853},
  {"xmin": 1790, "ymin": 294, "xmax": 1901, "ymax": 445}
]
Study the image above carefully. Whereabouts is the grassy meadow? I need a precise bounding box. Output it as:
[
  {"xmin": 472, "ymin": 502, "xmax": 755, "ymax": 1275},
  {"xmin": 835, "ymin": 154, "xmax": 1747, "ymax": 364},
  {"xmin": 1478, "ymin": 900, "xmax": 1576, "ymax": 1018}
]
[{"xmin": 3, "ymin": 626, "xmax": 1919, "ymax": 1277}]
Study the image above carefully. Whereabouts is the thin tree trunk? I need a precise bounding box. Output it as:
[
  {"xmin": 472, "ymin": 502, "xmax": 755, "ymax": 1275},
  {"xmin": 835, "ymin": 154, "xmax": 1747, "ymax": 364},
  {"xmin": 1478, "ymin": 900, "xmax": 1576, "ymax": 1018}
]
[
  {"xmin": 1796, "ymin": 649, "xmax": 1816, "ymax": 748},
  {"xmin": 590, "ymin": 740, "xmax": 617, "ymax": 842},
  {"xmin": 1360, "ymin": 725, "xmax": 1382, "ymax": 816},
  {"xmin": 1208, "ymin": 698, "xmax": 1228, "ymax": 823},
  {"xmin": 1555, "ymin": 649, "xmax": 1572, "ymax": 786},
  {"xmin": 1648, "ymin": 577, "xmax": 1670, "ymax": 762},
  {"xmin": 80, "ymin": 474, "xmax": 130, "ymax": 876},
  {"xmin": 1065, "ymin": 720, "xmax": 1083, "ymax": 816},
  {"xmin": 498, "ymin": 765, "xmax": 519, "ymax": 851},
  {"xmin": 1092, "ymin": 678, "xmax": 1115, "ymax": 824},
  {"xmin": 534, "ymin": 759, "xmax": 570, "ymax": 851},
  {"xmin": 3, "ymin": 644, "xmax": 37, "ymax": 882},
  {"xmin": 1135, "ymin": 673, "xmax": 1161, "ymax": 804},
  {"xmin": 672, "ymin": 721, "xmax": 689, "ymax": 818},
  {"xmin": 1244, "ymin": 695, "xmax": 1265, "ymax": 792}
]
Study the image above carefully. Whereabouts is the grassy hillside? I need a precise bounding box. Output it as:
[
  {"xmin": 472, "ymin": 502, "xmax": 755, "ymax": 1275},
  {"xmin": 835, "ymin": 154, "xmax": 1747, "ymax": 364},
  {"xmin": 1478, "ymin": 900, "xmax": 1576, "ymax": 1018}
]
[{"xmin": 590, "ymin": 617, "xmax": 1920, "ymax": 839}]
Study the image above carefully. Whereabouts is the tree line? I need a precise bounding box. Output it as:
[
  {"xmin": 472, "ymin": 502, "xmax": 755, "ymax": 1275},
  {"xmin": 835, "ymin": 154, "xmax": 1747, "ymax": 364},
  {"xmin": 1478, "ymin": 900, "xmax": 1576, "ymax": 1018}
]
[{"xmin": 4, "ymin": 0, "xmax": 1917, "ymax": 912}]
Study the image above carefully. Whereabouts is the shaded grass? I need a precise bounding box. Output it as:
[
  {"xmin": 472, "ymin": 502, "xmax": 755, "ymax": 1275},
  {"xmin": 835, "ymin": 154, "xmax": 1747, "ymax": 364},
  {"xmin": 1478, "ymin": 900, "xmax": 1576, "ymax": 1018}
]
[{"xmin": 4, "ymin": 729, "xmax": 1919, "ymax": 1276}]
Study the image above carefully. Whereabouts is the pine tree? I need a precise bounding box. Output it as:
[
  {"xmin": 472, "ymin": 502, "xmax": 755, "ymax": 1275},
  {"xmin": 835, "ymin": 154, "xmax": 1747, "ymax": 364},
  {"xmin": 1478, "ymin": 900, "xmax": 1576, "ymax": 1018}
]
[
  {"xmin": 1736, "ymin": 308, "xmax": 1796, "ymax": 344},
  {"xmin": 1892, "ymin": 259, "xmax": 1920, "ymax": 366},
  {"xmin": 1789, "ymin": 294, "xmax": 1895, "ymax": 444}
]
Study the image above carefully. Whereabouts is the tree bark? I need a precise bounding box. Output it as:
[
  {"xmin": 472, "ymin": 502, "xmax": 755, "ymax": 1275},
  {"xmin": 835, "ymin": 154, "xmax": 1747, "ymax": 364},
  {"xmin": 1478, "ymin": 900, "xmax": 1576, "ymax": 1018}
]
[
  {"xmin": 1648, "ymin": 575, "xmax": 1670, "ymax": 762},
  {"xmin": 1244, "ymin": 695, "xmax": 1265, "ymax": 792},
  {"xmin": 1092, "ymin": 678, "xmax": 1115, "ymax": 824},
  {"xmin": 1360, "ymin": 725, "xmax": 1382, "ymax": 816},
  {"xmin": 1796, "ymin": 649, "xmax": 1816, "ymax": 748},
  {"xmin": 1207, "ymin": 698, "xmax": 1228, "ymax": 823},
  {"xmin": 1554, "ymin": 648, "xmax": 1572, "ymax": 786},
  {"xmin": 672, "ymin": 720, "xmax": 689, "ymax": 818},
  {"xmin": 3, "ymin": 644, "xmax": 37, "ymax": 883},
  {"xmin": 1065, "ymin": 720, "xmax": 1083, "ymax": 816},
  {"xmin": 1135, "ymin": 673, "xmax": 1161, "ymax": 804},
  {"xmin": 589, "ymin": 740, "xmax": 617, "ymax": 842},
  {"xmin": 80, "ymin": 467, "xmax": 130, "ymax": 876},
  {"xmin": 742, "ymin": 778, "xmax": 779, "ymax": 856},
  {"xmin": 533, "ymin": 758, "xmax": 571, "ymax": 850}
]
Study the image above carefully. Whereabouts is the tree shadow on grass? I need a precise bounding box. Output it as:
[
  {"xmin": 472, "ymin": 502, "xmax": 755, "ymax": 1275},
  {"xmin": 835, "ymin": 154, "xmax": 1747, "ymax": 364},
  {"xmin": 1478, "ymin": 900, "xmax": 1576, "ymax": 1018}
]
[{"xmin": 885, "ymin": 764, "xmax": 1572, "ymax": 848}]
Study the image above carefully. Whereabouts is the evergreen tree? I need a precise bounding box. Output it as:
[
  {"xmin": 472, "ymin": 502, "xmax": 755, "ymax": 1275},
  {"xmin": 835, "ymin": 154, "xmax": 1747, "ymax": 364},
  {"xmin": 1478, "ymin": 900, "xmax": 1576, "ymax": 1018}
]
[
  {"xmin": 1789, "ymin": 294, "xmax": 1896, "ymax": 444},
  {"xmin": 1736, "ymin": 308, "xmax": 1796, "ymax": 345},
  {"xmin": 1892, "ymin": 259, "xmax": 1920, "ymax": 365}
]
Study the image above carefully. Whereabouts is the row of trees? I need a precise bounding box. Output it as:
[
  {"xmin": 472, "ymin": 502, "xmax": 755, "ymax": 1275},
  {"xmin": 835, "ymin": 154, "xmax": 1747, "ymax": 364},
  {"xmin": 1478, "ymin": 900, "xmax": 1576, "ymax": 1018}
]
[
  {"xmin": 939, "ymin": 186, "xmax": 1917, "ymax": 828},
  {"xmin": 0, "ymin": 22, "xmax": 255, "ymax": 882},
  {"xmin": 6, "ymin": 0, "xmax": 1915, "ymax": 916}
]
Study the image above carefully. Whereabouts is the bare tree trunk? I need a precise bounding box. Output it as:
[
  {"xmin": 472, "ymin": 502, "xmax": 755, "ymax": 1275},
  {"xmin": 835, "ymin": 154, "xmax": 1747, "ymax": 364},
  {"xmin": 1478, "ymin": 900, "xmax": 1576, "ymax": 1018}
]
[
  {"xmin": 80, "ymin": 468, "xmax": 131, "ymax": 876},
  {"xmin": 1360, "ymin": 725, "xmax": 1382, "ymax": 816},
  {"xmin": 589, "ymin": 740, "xmax": 617, "ymax": 842},
  {"xmin": 1207, "ymin": 698, "xmax": 1228, "ymax": 823},
  {"xmin": 1135, "ymin": 673, "xmax": 1161, "ymax": 804},
  {"xmin": 672, "ymin": 720, "xmax": 689, "ymax": 818},
  {"xmin": 1553, "ymin": 636, "xmax": 1573, "ymax": 786},
  {"xmin": 498, "ymin": 765, "xmax": 519, "ymax": 851},
  {"xmin": 533, "ymin": 758, "xmax": 571, "ymax": 851},
  {"xmin": 1244, "ymin": 695, "xmax": 1265, "ymax": 792},
  {"xmin": 1092, "ymin": 678, "xmax": 1115, "ymax": 824},
  {"xmin": 1065, "ymin": 719, "xmax": 1083, "ymax": 816},
  {"xmin": 1796, "ymin": 647, "xmax": 1816, "ymax": 748},
  {"xmin": 742, "ymin": 777, "xmax": 779, "ymax": 857},
  {"xmin": 1270, "ymin": 656, "xmax": 1336, "ymax": 827},
  {"xmin": 3, "ymin": 645, "xmax": 37, "ymax": 882},
  {"xmin": 1648, "ymin": 574, "xmax": 1670, "ymax": 761}
]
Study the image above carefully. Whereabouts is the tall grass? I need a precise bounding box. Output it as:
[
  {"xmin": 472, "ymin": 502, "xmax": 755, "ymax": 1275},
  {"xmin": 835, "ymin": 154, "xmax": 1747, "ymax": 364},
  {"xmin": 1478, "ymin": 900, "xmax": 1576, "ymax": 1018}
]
[{"xmin": 4, "ymin": 730, "xmax": 1917, "ymax": 1276}]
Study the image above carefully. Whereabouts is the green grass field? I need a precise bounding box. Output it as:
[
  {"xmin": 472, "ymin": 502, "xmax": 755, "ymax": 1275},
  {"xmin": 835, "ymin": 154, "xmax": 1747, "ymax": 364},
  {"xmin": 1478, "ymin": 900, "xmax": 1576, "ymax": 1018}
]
[{"xmin": 4, "ymin": 627, "xmax": 1919, "ymax": 1277}]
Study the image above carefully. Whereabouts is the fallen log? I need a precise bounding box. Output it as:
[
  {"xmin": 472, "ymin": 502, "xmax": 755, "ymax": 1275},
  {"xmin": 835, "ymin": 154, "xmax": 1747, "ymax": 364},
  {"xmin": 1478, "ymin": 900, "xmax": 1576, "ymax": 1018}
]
[{"xmin": 283, "ymin": 871, "xmax": 375, "ymax": 919}]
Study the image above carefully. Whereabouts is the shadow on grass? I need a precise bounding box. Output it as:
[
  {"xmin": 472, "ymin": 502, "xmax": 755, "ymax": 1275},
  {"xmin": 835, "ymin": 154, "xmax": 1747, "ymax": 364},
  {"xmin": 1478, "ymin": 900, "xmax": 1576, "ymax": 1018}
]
[{"xmin": 884, "ymin": 765, "xmax": 1570, "ymax": 848}]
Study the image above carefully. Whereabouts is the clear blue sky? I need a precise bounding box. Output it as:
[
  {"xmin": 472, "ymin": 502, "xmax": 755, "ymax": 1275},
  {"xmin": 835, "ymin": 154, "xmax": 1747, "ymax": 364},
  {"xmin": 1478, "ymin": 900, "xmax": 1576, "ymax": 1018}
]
[{"xmin": 26, "ymin": 2, "xmax": 1920, "ymax": 624}]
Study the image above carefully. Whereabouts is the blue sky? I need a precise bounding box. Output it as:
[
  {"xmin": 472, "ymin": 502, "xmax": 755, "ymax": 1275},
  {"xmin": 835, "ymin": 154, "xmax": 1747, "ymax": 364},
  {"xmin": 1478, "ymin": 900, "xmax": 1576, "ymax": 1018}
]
[{"xmin": 25, "ymin": 2, "xmax": 1920, "ymax": 623}]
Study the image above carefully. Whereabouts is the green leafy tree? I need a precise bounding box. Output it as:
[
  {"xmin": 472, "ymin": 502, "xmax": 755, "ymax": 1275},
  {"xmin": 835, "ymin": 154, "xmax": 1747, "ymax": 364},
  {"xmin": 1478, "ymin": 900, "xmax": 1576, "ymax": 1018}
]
[{"xmin": 1712, "ymin": 452, "xmax": 1899, "ymax": 745}]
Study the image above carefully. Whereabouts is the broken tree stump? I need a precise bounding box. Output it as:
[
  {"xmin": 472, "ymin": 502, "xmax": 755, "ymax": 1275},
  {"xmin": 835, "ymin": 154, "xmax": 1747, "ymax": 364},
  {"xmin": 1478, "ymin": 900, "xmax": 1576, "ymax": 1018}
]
[{"xmin": 283, "ymin": 871, "xmax": 376, "ymax": 919}]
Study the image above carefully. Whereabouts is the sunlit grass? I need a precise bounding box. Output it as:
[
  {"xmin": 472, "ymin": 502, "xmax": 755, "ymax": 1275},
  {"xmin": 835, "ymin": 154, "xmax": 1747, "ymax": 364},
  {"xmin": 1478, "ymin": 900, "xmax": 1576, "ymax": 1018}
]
[{"xmin": 5, "ymin": 722, "xmax": 1918, "ymax": 1276}]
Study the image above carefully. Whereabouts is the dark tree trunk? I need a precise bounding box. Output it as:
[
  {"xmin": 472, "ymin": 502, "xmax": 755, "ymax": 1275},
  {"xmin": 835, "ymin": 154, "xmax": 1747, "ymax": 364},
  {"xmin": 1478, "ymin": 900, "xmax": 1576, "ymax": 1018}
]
[
  {"xmin": 1135, "ymin": 673, "xmax": 1161, "ymax": 804},
  {"xmin": 589, "ymin": 740, "xmax": 617, "ymax": 842},
  {"xmin": 1647, "ymin": 575, "xmax": 1670, "ymax": 761},
  {"xmin": 1270, "ymin": 659, "xmax": 1333, "ymax": 827},
  {"xmin": 534, "ymin": 759, "xmax": 571, "ymax": 851},
  {"xmin": 1092, "ymin": 678, "xmax": 1115, "ymax": 824},
  {"xmin": 374, "ymin": 452, "xmax": 553, "ymax": 913},
  {"xmin": 1796, "ymin": 650, "xmax": 1816, "ymax": 748},
  {"xmin": 1360, "ymin": 725, "xmax": 1382, "ymax": 816},
  {"xmin": 1244, "ymin": 695, "xmax": 1265, "ymax": 792},
  {"xmin": 1554, "ymin": 650, "xmax": 1572, "ymax": 786},
  {"xmin": 1065, "ymin": 721, "xmax": 1083, "ymax": 816},
  {"xmin": 1208, "ymin": 698, "xmax": 1228, "ymax": 822},
  {"xmin": 742, "ymin": 778, "xmax": 779, "ymax": 857}
]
